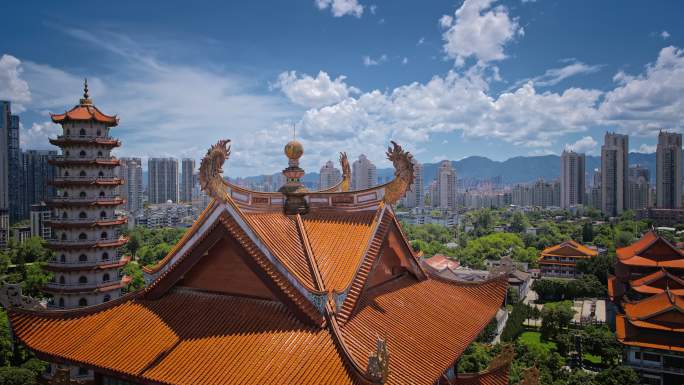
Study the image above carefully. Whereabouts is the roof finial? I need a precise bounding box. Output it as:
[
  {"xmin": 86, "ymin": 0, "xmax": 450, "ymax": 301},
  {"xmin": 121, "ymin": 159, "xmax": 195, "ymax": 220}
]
[
  {"xmin": 292, "ymin": 121, "xmax": 296, "ymax": 141},
  {"xmin": 80, "ymin": 78, "xmax": 92, "ymax": 105}
]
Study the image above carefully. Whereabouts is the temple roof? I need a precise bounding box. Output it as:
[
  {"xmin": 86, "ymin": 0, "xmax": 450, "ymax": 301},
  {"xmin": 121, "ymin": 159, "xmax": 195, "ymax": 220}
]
[
  {"xmin": 540, "ymin": 240, "xmax": 598, "ymax": 258},
  {"xmin": 616, "ymin": 290, "xmax": 684, "ymax": 352},
  {"xmin": 51, "ymin": 104, "xmax": 118, "ymax": 126},
  {"xmin": 616, "ymin": 230, "xmax": 684, "ymax": 268},
  {"xmin": 5, "ymin": 139, "xmax": 508, "ymax": 384},
  {"xmin": 629, "ymin": 268, "xmax": 684, "ymax": 296}
]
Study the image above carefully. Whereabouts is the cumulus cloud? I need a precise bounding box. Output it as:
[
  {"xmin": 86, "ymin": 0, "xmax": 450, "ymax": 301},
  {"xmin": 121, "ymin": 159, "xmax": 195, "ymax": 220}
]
[
  {"xmin": 20, "ymin": 121, "xmax": 61, "ymax": 150},
  {"xmin": 637, "ymin": 144, "xmax": 657, "ymax": 153},
  {"xmin": 272, "ymin": 71, "xmax": 359, "ymax": 109},
  {"xmin": 600, "ymin": 46, "xmax": 684, "ymax": 135},
  {"xmin": 564, "ymin": 136, "xmax": 598, "ymax": 154},
  {"xmin": 661, "ymin": 30, "xmax": 671, "ymax": 40},
  {"xmin": 362, "ymin": 54, "xmax": 388, "ymax": 66},
  {"xmin": 316, "ymin": 0, "xmax": 364, "ymax": 18},
  {"xmin": 0, "ymin": 54, "xmax": 31, "ymax": 112},
  {"xmin": 440, "ymin": 0, "xmax": 523, "ymax": 66}
]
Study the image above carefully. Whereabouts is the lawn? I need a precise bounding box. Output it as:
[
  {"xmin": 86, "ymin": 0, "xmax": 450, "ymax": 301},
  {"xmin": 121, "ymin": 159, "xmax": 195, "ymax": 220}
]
[{"xmin": 518, "ymin": 331, "xmax": 556, "ymax": 354}]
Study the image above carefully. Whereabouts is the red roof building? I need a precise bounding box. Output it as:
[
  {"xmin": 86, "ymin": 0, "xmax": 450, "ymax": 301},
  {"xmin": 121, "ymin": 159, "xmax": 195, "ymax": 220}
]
[
  {"xmin": 2, "ymin": 139, "xmax": 508, "ymax": 385},
  {"xmin": 538, "ymin": 240, "xmax": 598, "ymax": 278},
  {"xmin": 609, "ymin": 231, "xmax": 684, "ymax": 385}
]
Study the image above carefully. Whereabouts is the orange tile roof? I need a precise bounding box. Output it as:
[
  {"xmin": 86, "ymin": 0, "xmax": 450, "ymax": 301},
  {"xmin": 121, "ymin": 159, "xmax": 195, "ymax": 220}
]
[
  {"xmin": 615, "ymin": 314, "xmax": 684, "ymax": 352},
  {"xmin": 340, "ymin": 274, "xmax": 507, "ymax": 385},
  {"xmin": 243, "ymin": 211, "xmax": 317, "ymax": 290},
  {"xmin": 623, "ymin": 290, "xmax": 684, "ymax": 321},
  {"xmin": 616, "ymin": 231, "xmax": 658, "ymax": 260},
  {"xmin": 10, "ymin": 289, "xmax": 354, "ymax": 385},
  {"xmin": 301, "ymin": 208, "xmax": 378, "ymax": 292},
  {"xmin": 630, "ymin": 269, "xmax": 684, "ymax": 295},
  {"xmin": 540, "ymin": 240, "xmax": 597, "ymax": 258},
  {"xmin": 451, "ymin": 363, "xmax": 510, "ymax": 385},
  {"xmin": 51, "ymin": 104, "xmax": 118, "ymax": 126}
]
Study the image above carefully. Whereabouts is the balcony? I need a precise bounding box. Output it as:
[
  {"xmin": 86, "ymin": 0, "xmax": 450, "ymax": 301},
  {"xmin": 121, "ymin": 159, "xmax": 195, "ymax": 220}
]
[
  {"xmin": 45, "ymin": 255, "xmax": 131, "ymax": 272},
  {"xmin": 46, "ymin": 236, "xmax": 128, "ymax": 250},
  {"xmin": 43, "ymin": 276, "xmax": 131, "ymax": 294},
  {"xmin": 48, "ymin": 196, "xmax": 124, "ymax": 207},
  {"xmin": 49, "ymin": 135, "xmax": 121, "ymax": 147},
  {"xmin": 49, "ymin": 176, "xmax": 124, "ymax": 187},
  {"xmin": 49, "ymin": 156, "xmax": 120, "ymax": 167},
  {"xmin": 46, "ymin": 216, "xmax": 128, "ymax": 228}
]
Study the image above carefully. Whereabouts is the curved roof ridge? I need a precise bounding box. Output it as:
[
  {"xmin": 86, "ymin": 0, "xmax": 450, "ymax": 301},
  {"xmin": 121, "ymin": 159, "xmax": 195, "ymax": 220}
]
[
  {"xmin": 51, "ymin": 104, "xmax": 118, "ymax": 126},
  {"xmin": 295, "ymin": 214, "xmax": 326, "ymax": 291},
  {"xmin": 7, "ymin": 290, "xmax": 143, "ymax": 319}
]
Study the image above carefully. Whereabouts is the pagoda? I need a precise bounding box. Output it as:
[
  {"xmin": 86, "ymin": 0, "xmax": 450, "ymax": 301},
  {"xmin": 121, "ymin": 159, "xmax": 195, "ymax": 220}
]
[
  {"xmin": 44, "ymin": 80, "xmax": 130, "ymax": 309},
  {"xmin": 2, "ymin": 138, "xmax": 508, "ymax": 385},
  {"xmin": 608, "ymin": 231, "xmax": 684, "ymax": 384}
]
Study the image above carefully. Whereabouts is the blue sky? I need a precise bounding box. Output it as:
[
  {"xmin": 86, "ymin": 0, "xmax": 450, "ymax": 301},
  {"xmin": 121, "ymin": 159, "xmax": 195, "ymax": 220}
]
[{"xmin": 1, "ymin": 0, "xmax": 683, "ymax": 176}]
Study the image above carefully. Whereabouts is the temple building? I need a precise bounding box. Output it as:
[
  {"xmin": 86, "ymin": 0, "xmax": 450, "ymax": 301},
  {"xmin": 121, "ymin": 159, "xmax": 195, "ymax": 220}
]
[
  {"xmin": 608, "ymin": 231, "xmax": 684, "ymax": 385},
  {"xmin": 538, "ymin": 240, "xmax": 598, "ymax": 278},
  {"xmin": 3, "ymin": 138, "xmax": 508, "ymax": 385},
  {"xmin": 44, "ymin": 81, "xmax": 130, "ymax": 310}
]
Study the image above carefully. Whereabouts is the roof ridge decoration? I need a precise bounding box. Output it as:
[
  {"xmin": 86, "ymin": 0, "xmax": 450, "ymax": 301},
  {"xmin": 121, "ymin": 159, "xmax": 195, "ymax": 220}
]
[
  {"xmin": 382, "ymin": 141, "xmax": 415, "ymax": 205},
  {"xmin": 367, "ymin": 337, "xmax": 390, "ymax": 383},
  {"xmin": 339, "ymin": 152, "xmax": 351, "ymax": 192},
  {"xmin": 199, "ymin": 139, "xmax": 232, "ymax": 203},
  {"xmin": 0, "ymin": 283, "xmax": 45, "ymax": 311}
]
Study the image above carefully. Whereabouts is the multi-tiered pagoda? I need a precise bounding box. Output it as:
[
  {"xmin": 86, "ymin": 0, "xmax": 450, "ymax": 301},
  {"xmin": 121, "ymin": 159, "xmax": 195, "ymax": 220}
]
[
  {"xmin": 44, "ymin": 81, "xmax": 129, "ymax": 309},
  {"xmin": 3, "ymin": 138, "xmax": 513, "ymax": 385},
  {"xmin": 609, "ymin": 231, "xmax": 684, "ymax": 384}
]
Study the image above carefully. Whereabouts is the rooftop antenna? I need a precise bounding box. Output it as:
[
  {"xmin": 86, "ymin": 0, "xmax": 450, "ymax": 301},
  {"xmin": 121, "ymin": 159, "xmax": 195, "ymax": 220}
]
[{"xmin": 292, "ymin": 121, "xmax": 296, "ymax": 141}]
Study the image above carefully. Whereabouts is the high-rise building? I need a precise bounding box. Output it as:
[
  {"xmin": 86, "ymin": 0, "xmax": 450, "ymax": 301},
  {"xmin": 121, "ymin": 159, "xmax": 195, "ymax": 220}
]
[
  {"xmin": 180, "ymin": 158, "xmax": 195, "ymax": 202},
  {"xmin": 1, "ymin": 101, "xmax": 22, "ymax": 225},
  {"xmin": 148, "ymin": 157, "xmax": 179, "ymax": 203},
  {"xmin": 656, "ymin": 131, "xmax": 682, "ymax": 209},
  {"xmin": 560, "ymin": 150, "xmax": 585, "ymax": 209},
  {"xmin": 0, "ymin": 102, "xmax": 13, "ymax": 247},
  {"xmin": 351, "ymin": 154, "xmax": 377, "ymax": 190},
  {"xmin": 601, "ymin": 132, "xmax": 629, "ymax": 216},
  {"xmin": 627, "ymin": 164, "xmax": 651, "ymax": 210},
  {"xmin": 118, "ymin": 157, "xmax": 144, "ymax": 213},
  {"xmin": 433, "ymin": 160, "xmax": 457, "ymax": 210},
  {"xmin": 319, "ymin": 160, "xmax": 342, "ymax": 190},
  {"xmin": 44, "ymin": 81, "xmax": 129, "ymax": 310},
  {"xmin": 30, "ymin": 202, "xmax": 52, "ymax": 240},
  {"xmin": 403, "ymin": 160, "xmax": 423, "ymax": 208},
  {"xmin": 22, "ymin": 150, "xmax": 57, "ymax": 219}
]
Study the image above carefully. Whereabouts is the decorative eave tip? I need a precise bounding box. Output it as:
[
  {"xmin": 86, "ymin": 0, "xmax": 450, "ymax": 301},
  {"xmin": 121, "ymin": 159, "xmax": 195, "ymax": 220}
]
[
  {"xmin": 80, "ymin": 78, "xmax": 93, "ymax": 105},
  {"xmin": 382, "ymin": 141, "xmax": 415, "ymax": 205},
  {"xmin": 199, "ymin": 139, "xmax": 232, "ymax": 202}
]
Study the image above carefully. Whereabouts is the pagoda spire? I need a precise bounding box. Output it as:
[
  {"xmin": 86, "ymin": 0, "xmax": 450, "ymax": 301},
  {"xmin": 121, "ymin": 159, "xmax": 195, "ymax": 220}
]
[{"xmin": 80, "ymin": 78, "xmax": 92, "ymax": 105}]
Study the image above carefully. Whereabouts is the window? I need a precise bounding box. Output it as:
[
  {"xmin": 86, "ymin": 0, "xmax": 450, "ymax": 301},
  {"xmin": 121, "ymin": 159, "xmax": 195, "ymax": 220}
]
[
  {"xmin": 66, "ymin": 129, "xmax": 71, "ymax": 136},
  {"xmin": 102, "ymin": 252, "xmax": 109, "ymax": 261},
  {"xmin": 99, "ymin": 191, "xmax": 105, "ymax": 197},
  {"xmin": 79, "ymin": 128, "xmax": 86, "ymax": 137},
  {"xmin": 97, "ymin": 129, "xmax": 101, "ymax": 136},
  {"xmin": 98, "ymin": 171, "xmax": 104, "ymax": 177},
  {"xmin": 79, "ymin": 211, "xmax": 87, "ymax": 219},
  {"xmin": 63, "ymin": 191, "xmax": 69, "ymax": 197},
  {"xmin": 58, "ymin": 298, "xmax": 64, "ymax": 308},
  {"xmin": 64, "ymin": 171, "xmax": 69, "ymax": 177},
  {"xmin": 60, "ymin": 254, "xmax": 66, "ymax": 263},
  {"xmin": 97, "ymin": 151, "xmax": 103, "ymax": 157},
  {"xmin": 59, "ymin": 276, "xmax": 65, "ymax": 284},
  {"xmin": 65, "ymin": 150, "xmax": 70, "ymax": 157},
  {"xmin": 61, "ymin": 233, "xmax": 67, "ymax": 241},
  {"xmin": 100, "ymin": 231, "xmax": 108, "ymax": 239},
  {"xmin": 79, "ymin": 276, "xmax": 88, "ymax": 284},
  {"xmin": 103, "ymin": 295, "xmax": 111, "ymax": 303},
  {"xmin": 78, "ymin": 233, "xmax": 87, "ymax": 240},
  {"xmin": 79, "ymin": 254, "xmax": 88, "ymax": 262},
  {"xmin": 102, "ymin": 273, "xmax": 110, "ymax": 282},
  {"xmin": 79, "ymin": 150, "xmax": 86, "ymax": 158},
  {"xmin": 100, "ymin": 211, "xmax": 107, "ymax": 219},
  {"xmin": 79, "ymin": 191, "xmax": 87, "ymax": 198},
  {"xmin": 79, "ymin": 170, "xmax": 87, "ymax": 177},
  {"xmin": 643, "ymin": 352, "xmax": 661, "ymax": 363},
  {"xmin": 62, "ymin": 211, "xmax": 68, "ymax": 219}
]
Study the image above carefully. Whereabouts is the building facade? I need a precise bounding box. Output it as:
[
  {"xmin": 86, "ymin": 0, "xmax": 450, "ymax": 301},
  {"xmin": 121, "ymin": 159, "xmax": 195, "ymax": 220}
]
[
  {"xmin": 656, "ymin": 131, "xmax": 682, "ymax": 209},
  {"xmin": 601, "ymin": 132, "xmax": 629, "ymax": 216},
  {"xmin": 180, "ymin": 158, "xmax": 195, "ymax": 202},
  {"xmin": 319, "ymin": 160, "xmax": 342, "ymax": 190},
  {"xmin": 434, "ymin": 160, "xmax": 457, "ymax": 210},
  {"xmin": 560, "ymin": 150, "xmax": 585, "ymax": 209},
  {"xmin": 403, "ymin": 160, "xmax": 423, "ymax": 208},
  {"xmin": 44, "ymin": 82, "xmax": 130, "ymax": 310},
  {"xmin": 148, "ymin": 157, "xmax": 179, "ymax": 203},
  {"xmin": 538, "ymin": 240, "xmax": 598, "ymax": 278},
  {"xmin": 351, "ymin": 154, "xmax": 377, "ymax": 190},
  {"xmin": 22, "ymin": 150, "xmax": 57, "ymax": 218},
  {"xmin": 628, "ymin": 164, "xmax": 651, "ymax": 210},
  {"xmin": 117, "ymin": 157, "xmax": 144, "ymax": 214},
  {"xmin": 30, "ymin": 202, "xmax": 52, "ymax": 240}
]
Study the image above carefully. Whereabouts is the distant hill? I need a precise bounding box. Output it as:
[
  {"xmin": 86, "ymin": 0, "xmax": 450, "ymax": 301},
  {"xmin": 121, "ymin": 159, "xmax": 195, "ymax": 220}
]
[{"xmin": 143, "ymin": 151, "xmax": 677, "ymax": 190}]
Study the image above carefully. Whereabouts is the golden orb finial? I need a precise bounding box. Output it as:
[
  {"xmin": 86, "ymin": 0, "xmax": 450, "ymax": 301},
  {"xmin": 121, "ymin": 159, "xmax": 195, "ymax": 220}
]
[{"xmin": 284, "ymin": 140, "xmax": 303, "ymax": 160}]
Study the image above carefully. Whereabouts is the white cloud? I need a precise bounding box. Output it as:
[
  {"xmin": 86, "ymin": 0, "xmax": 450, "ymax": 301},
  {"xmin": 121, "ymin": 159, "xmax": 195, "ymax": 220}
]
[
  {"xmin": 272, "ymin": 71, "xmax": 360, "ymax": 108},
  {"xmin": 362, "ymin": 54, "xmax": 388, "ymax": 66},
  {"xmin": 600, "ymin": 46, "xmax": 684, "ymax": 135},
  {"xmin": 316, "ymin": 0, "xmax": 364, "ymax": 18},
  {"xmin": 637, "ymin": 144, "xmax": 657, "ymax": 153},
  {"xmin": 564, "ymin": 136, "xmax": 598, "ymax": 154},
  {"xmin": 0, "ymin": 54, "xmax": 31, "ymax": 112},
  {"xmin": 512, "ymin": 60, "xmax": 602, "ymax": 89},
  {"xmin": 402, "ymin": 57, "xmax": 408, "ymax": 65},
  {"xmin": 20, "ymin": 121, "xmax": 61, "ymax": 150},
  {"xmin": 440, "ymin": 0, "xmax": 522, "ymax": 66},
  {"xmin": 370, "ymin": 4, "xmax": 377, "ymax": 14},
  {"xmin": 661, "ymin": 30, "xmax": 671, "ymax": 40},
  {"xmin": 417, "ymin": 37, "xmax": 425, "ymax": 46}
]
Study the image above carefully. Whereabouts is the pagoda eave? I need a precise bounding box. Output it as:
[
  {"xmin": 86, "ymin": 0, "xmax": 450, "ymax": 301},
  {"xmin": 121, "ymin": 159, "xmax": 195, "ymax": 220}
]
[
  {"xmin": 49, "ymin": 178, "xmax": 124, "ymax": 187},
  {"xmin": 43, "ymin": 276, "xmax": 130, "ymax": 294},
  {"xmin": 46, "ymin": 237, "xmax": 128, "ymax": 250},
  {"xmin": 47, "ymin": 198, "xmax": 125, "ymax": 208},
  {"xmin": 49, "ymin": 137, "xmax": 121, "ymax": 148},
  {"xmin": 45, "ymin": 217, "xmax": 128, "ymax": 229},
  {"xmin": 45, "ymin": 256, "xmax": 131, "ymax": 272},
  {"xmin": 48, "ymin": 158, "xmax": 121, "ymax": 167}
]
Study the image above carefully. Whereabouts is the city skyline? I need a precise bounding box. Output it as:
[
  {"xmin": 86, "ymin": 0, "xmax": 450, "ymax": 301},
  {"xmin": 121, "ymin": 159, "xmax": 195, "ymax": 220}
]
[{"xmin": 1, "ymin": 1, "xmax": 683, "ymax": 177}]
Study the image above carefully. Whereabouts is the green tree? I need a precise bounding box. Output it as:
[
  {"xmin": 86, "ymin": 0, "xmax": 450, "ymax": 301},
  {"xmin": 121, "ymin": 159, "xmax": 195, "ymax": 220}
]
[
  {"xmin": 21, "ymin": 263, "xmax": 51, "ymax": 298},
  {"xmin": 582, "ymin": 222, "xmax": 593, "ymax": 243},
  {"xmin": 122, "ymin": 262, "xmax": 145, "ymax": 292},
  {"xmin": 540, "ymin": 301, "xmax": 574, "ymax": 340},
  {"xmin": 510, "ymin": 212, "xmax": 529, "ymax": 233},
  {"xmin": 581, "ymin": 325, "xmax": 622, "ymax": 366},
  {"xmin": 0, "ymin": 367, "xmax": 38, "ymax": 385},
  {"xmin": 576, "ymin": 253, "xmax": 615, "ymax": 285},
  {"xmin": 594, "ymin": 366, "xmax": 639, "ymax": 385},
  {"xmin": 457, "ymin": 343, "xmax": 493, "ymax": 373}
]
